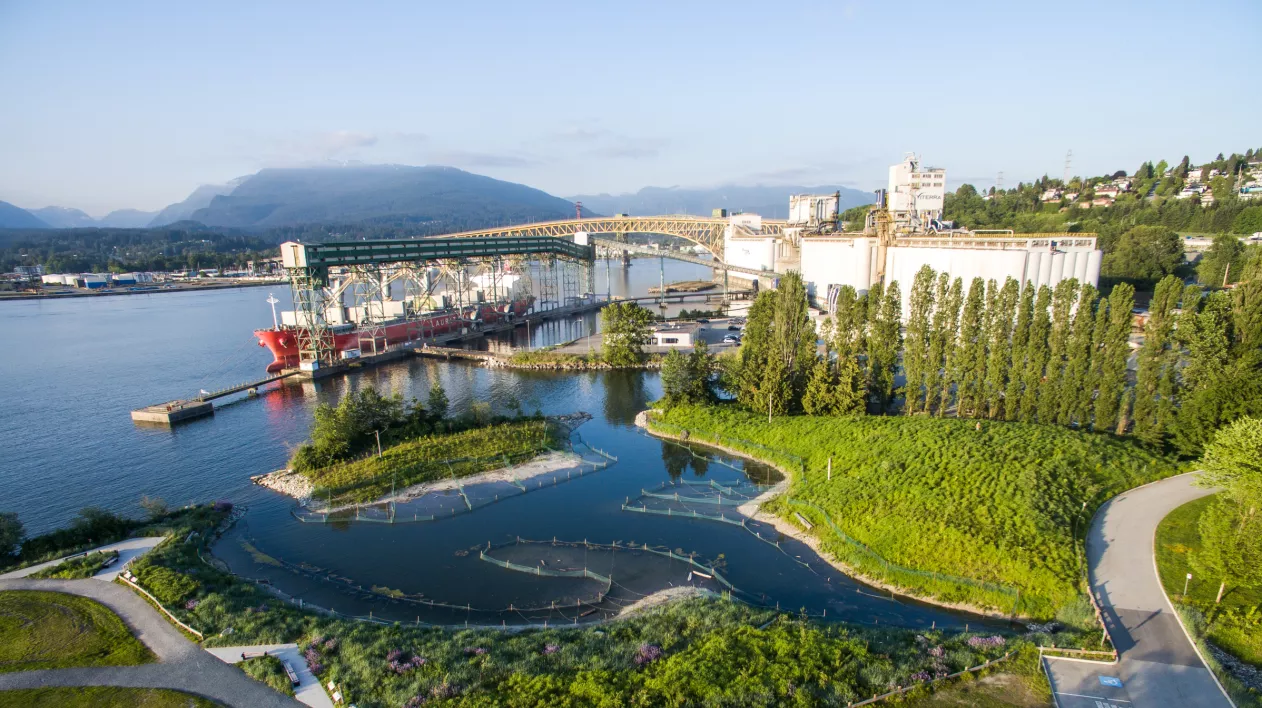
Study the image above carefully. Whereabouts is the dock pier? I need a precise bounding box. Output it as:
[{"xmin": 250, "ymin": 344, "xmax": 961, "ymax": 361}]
[{"xmin": 130, "ymin": 372, "xmax": 299, "ymax": 425}]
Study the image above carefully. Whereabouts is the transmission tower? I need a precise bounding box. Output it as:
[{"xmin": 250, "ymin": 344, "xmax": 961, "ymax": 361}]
[
  {"xmin": 1063, "ymin": 150, "xmax": 1073, "ymax": 184},
  {"xmin": 996, "ymin": 172, "xmax": 1005, "ymax": 192}
]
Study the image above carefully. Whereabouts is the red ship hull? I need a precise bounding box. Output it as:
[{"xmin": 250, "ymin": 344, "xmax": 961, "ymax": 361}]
[{"xmin": 255, "ymin": 300, "xmax": 530, "ymax": 372}]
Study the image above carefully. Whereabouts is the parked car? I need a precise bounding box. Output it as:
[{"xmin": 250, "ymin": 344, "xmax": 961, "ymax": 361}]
[
  {"xmin": 722, "ymin": 334, "xmax": 741, "ymax": 344},
  {"xmin": 695, "ymin": 318, "xmax": 710, "ymax": 323}
]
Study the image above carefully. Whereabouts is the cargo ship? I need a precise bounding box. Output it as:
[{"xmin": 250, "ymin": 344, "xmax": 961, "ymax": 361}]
[{"xmin": 256, "ymin": 298, "xmax": 532, "ymax": 372}]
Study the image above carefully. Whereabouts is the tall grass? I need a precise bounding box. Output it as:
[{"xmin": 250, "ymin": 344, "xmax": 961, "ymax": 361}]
[{"xmin": 654, "ymin": 404, "xmax": 1182, "ymax": 619}]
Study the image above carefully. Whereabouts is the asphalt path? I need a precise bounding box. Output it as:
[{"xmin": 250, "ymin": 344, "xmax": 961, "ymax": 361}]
[
  {"xmin": 0, "ymin": 577, "xmax": 302, "ymax": 707},
  {"xmin": 1044, "ymin": 474, "xmax": 1233, "ymax": 708}
]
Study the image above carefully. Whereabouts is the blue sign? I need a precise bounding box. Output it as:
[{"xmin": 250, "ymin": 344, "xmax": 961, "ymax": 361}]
[{"xmin": 1099, "ymin": 676, "xmax": 1123, "ymax": 688}]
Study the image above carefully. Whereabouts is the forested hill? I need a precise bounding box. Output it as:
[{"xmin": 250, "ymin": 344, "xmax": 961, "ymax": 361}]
[
  {"xmin": 186, "ymin": 165, "xmax": 580, "ymax": 230},
  {"xmin": 570, "ymin": 184, "xmax": 872, "ymax": 219},
  {"xmin": 0, "ymin": 200, "xmax": 49, "ymax": 229}
]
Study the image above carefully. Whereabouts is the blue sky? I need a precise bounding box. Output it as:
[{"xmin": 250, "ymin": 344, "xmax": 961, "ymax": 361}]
[{"xmin": 1, "ymin": 0, "xmax": 1258, "ymax": 216}]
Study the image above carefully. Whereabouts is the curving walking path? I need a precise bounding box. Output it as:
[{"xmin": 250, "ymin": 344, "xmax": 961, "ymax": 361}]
[
  {"xmin": 0, "ymin": 577, "xmax": 302, "ymax": 707},
  {"xmin": 1044, "ymin": 473, "xmax": 1233, "ymax": 708}
]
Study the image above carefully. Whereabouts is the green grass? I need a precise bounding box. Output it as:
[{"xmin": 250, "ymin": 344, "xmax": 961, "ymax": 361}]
[
  {"xmin": 505, "ymin": 349, "xmax": 663, "ymax": 369},
  {"xmin": 239, "ymin": 655, "xmax": 296, "ymax": 697},
  {"xmin": 0, "ymin": 590, "xmax": 154, "ymax": 672},
  {"xmin": 29, "ymin": 550, "xmax": 119, "ymax": 579},
  {"xmin": 0, "ymin": 687, "xmax": 220, "ymax": 708},
  {"xmin": 653, "ymin": 404, "xmax": 1182, "ymax": 620},
  {"xmin": 305, "ymin": 420, "xmax": 558, "ymax": 504},
  {"xmin": 1156, "ymin": 495, "xmax": 1262, "ymax": 666}
]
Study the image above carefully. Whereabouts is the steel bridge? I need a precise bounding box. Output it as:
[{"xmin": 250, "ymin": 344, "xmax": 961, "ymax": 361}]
[{"xmin": 435, "ymin": 215, "xmax": 788, "ymax": 262}]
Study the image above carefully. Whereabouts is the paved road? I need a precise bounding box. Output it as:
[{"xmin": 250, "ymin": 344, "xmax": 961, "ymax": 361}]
[
  {"xmin": 1045, "ymin": 474, "xmax": 1232, "ymax": 708},
  {"xmin": 0, "ymin": 577, "xmax": 302, "ymax": 707},
  {"xmin": 0, "ymin": 537, "xmax": 165, "ymax": 580},
  {"xmin": 207, "ymin": 644, "xmax": 334, "ymax": 708}
]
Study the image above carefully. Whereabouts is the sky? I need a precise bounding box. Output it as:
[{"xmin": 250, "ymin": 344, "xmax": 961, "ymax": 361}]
[{"xmin": 1, "ymin": 0, "xmax": 1259, "ymax": 217}]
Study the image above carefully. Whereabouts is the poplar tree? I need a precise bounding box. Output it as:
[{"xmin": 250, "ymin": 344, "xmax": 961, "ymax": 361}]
[
  {"xmin": 936, "ymin": 277, "xmax": 964, "ymax": 415},
  {"xmin": 832, "ymin": 285, "xmax": 861, "ymax": 361},
  {"xmin": 1133, "ymin": 275, "xmax": 1183, "ymax": 445},
  {"xmin": 956, "ymin": 278, "xmax": 987, "ymax": 417},
  {"xmin": 1039, "ymin": 279, "xmax": 1079, "ymax": 424},
  {"xmin": 985, "ymin": 278, "xmax": 1019, "ymax": 419},
  {"xmin": 903, "ymin": 266, "xmax": 936, "ymax": 414},
  {"xmin": 1059, "ymin": 284, "xmax": 1098, "ymax": 426},
  {"xmin": 1094, "ymin": 283, "xmax": 1135, "ymax": 434},
  {"xmin": 868, "ymin": 281, "xmax": 903, "ymax": 412},
  {"xmin": 1004, "ymin": 283, "xmax": 1035, "ymax": 421},
  {"xmin": 925, "ymin": 273, "xmax": 952, "ymax": 415},
  {"xmin": 1084, "ymin": 296, "xmax": 1110, "ymax": 428},
  {"xmin": 1020, "ymin": 286, "xmax": 1053, "ymax": 422}
]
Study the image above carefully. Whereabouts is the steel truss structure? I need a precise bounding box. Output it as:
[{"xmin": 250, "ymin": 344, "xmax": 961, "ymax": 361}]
[
  {"xmin": 280, "ymin": 236, "xmax": 596, "ymax": 366},
  {"xmin": 436, "ymin": 216, "xmax": 789, "ymax": 262}
]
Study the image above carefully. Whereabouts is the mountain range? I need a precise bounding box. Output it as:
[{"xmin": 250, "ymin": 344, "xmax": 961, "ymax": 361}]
[
  {"xmin": 2, "ymin": 166, "xmax": 874, "ymax": 233},
  {"xmin": 568, "ymin": 184, "xmax": 873, "ymax": 219}
]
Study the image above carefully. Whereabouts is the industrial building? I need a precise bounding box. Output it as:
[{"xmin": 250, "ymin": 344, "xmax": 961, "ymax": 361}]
[{"xmin": 781, "ymin": 155, "xmax": 1102, "ymax": 313}]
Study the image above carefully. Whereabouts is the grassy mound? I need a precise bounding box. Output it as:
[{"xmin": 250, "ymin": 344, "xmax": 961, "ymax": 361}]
[
  {"xmin": 305, "ymin": 420, "xmax": 558, "ymax": 504},
  {"xmin": 0, "ymin": 687, "xmax": 219, "ymax": 708},
  {"xmin": 653, "ymin": 404, "xmax": 1181, "ymax": 619},
  {"xmin": 0, "ymin": 590, "xmax": 154, "ymax": 672},
  {"xmin": 29, "ymin": 550, "xmax": 119, "ymax": 579},
  {"xmin": 1156, "ymin": 495, "xmax": 1262, "ymax": 666},
  {"xmin": 239, "ymin": 654, "xmax": 296, "ymax": 697}
]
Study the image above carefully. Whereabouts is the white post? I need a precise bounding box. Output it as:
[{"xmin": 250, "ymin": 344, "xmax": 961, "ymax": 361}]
[
  {"xmin": 266, "ymin": 293, "xmax": 280, "ymax": 330},
  {"xmin": 827, "ymin": 457, "xmax": 832, "ymax": 481},
  {"xmin": 1183, "ymin": 572, "xmax": 1191, "ymax": 599},
  {"xmin": 376, "ymin": 430, "xmax": 382, "ymax": 458}
]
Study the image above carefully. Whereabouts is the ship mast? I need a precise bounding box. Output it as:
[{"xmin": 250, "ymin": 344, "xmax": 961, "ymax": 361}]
[{"xmin": 266, "ymin": 293, "xmax": 280, "ymax": 330}]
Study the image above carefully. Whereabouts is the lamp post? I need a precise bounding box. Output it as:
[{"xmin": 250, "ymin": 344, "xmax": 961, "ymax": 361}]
[{"xmin": 1183, "ymin": 573, "xmax": 1192, "ymax": 600}]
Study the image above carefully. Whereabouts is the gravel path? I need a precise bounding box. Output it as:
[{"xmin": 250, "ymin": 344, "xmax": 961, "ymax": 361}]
[
  {"xmin": 0, "ymin": 577, "xmax": 302, "ymax": 707},
  {"xmin": 0, "ymin": 536, "xmax": 165, "ymax": 580},
  {"xmin": 1044, "ymin": 473, "xmax": 1233, "ymax": 708},
  {"xmin": 207, "ymin": 644, "xmax": 334, "ymax": 708}
]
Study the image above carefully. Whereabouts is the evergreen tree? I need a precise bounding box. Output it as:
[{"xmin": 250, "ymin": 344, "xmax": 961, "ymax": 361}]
[
  {"xmin": 956, "ymin": 278, "xmax": 987, "ymax": 417},
  {"xmin": 801, "ymin": 354, "xmax": 867, "ymax": 416},
  {"xmin": 1005, "ymin": 282, "xmax": 1035, "ymax": 422},
  {"xmin": 734, "ymin": 291, "xmax": 776, "ymax": 410},
  {"xmin": 985, "ymin": 278, "xmax": 1019, "ymax": 419},
  {"xmin": 868, "ymin": 281, "xmax": 903, "ymax": 412},
  {"xmin": 1020, "ymin": 286, "xmax": 1053, "ymax": 422},
  {"xmin": 936, "ymin": 277, "xmax": 964, "ymax": 415},
  {"xmin": 1059, "ymin": 284, "xmax": 1098, "ymax": 426},
  {"xmin": 1084, "ymin": 296, "xmax": 1110, "ymax": 428},
  {"xmin": 925, "ymin": 273, "xmax": 952, "ymax": 415},
  {"xmin": 903, "ymin": 266, "xmax": 936, "ymax": 414},
  {"xmin": 1039, "ymin": 279, "xmax": 1079, "ymax": 423},
  {"xmin": 769, "ymin": 271, "xmax": 818, "ymax": 408},
  {"xmin": 1094, "ymin": 283, "xmax": 1135, "ymax": 434},
  {"xmin": 801, "ymin": 356, "xmax": 835, "ymax": 416},
  {"xmin": 1133, "ymin": 275, "xmax": 1183, "ymax": 445}
]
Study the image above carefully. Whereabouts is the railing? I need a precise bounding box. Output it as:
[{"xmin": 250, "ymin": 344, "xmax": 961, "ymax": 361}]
[
  {"xmin": 846, "ymin": 651, "xmax": 1014, "ymax": 707},
  {"xmin": 119, "ymin": 574, "xmax": 204, "ymax": 640}
]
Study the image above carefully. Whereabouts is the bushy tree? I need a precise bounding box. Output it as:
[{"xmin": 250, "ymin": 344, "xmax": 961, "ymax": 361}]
[
  {"xmin": 984, "ymin": 278, "xmax": 1019, "ymax": 419},
  {"xmin": 903, "ymin": 266, "xmax": 936, "ymax": 414},
  {"xmin": 868, "ymin": 280, "xmax": 903, "ymax": 412},
  {"xmin": 1020, "ymin": 286, "xmax": 1052, "ymax": 422},
  {"xmin": 601, "ymin": 302, "xmax": 655, "ymax": 366},
  {"xmin": 1189, "ymin": 498, "xmax": 1262, "ymax": 604},
  {"xmin": 1004, "ymin": 282, "xmax": 1035, "ymax": 422},
  {"xmin": 1102, "ymin": 226, "xmax": 1184, "ymax": 284},
  {"xmin": 801, "ymin": 356, "xmax": 866, "ymax": 417},
  {"xmin": 1197, "ymin": 234, "xmax": 1246, "ymax": 287},
  {"xmin": 660, "ymin": 342, "xmax": 716, "ymax": 407},
  {"xmin": 1132, "ymin": 276, "xmax": 1182, "ymax": 445},
  {"xmin": 1094, "ymin": 283, "xmax": 1134, "ymax": 433},
  {"xmin": 936, "ymin": 277, "xmax": 964, "ymax": 415},
  {"xmin": 1199, "ymin": 417, "xmax": 1262, "ymax": 511},
  {"xmin": 955, "ymin": 278, "xmax": 987, "ymax": 417}
]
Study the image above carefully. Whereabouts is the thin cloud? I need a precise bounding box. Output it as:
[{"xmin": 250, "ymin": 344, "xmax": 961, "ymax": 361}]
[
  {"xmin": 589, "ymin": 137, "xmax": 668, "ymax": 160},
  {"xmin": 312, "ymin": 130, "xmax": 378, "ymax": 156},
  {"xmin": 427, "ymin": 150, "xmax": 542, "ymax": 169}
]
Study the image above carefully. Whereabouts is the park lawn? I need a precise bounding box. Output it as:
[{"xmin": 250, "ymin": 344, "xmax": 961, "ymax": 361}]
[
  {"xmin": 653, "ymin": 404, "xmax": 1182, "ymax": 621},
  {"xmin": 29, "ymin": 550, "xmax": 119, "ymax": 579},
  {"xmin": 305, "ymin": 420, "xmax": 559, "ymax": 504},
  {"xmin": 0, "ymin": 590, "xmax": 154, "ymax": 672},
  {"xmin": 1156, "ymin": 494, "xmax": 1262, "ymax": 666},
  {"xmin": 901, "ymin": 670, "xmax": 1050, "ymax": 707},
  {"xmin": 239, "ymin": 655, "xmax": 296, "ymax": 697},
  {"xmin": 0, "ymin": 687, "xmax": 219, "ymax": 708}
]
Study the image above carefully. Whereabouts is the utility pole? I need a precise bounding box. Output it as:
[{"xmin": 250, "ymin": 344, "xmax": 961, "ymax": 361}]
[
  {"xmin": 375, "ymin": 430, "xmax": 383, "ymax": 458},
  {"xmin": 1183, "ymin": 573, "xmax": 1191, "ymax": 600}
]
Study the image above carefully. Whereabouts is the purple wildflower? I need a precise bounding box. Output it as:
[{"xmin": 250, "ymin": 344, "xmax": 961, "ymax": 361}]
[
  {"xmin": 633, "ymin": 643, "xmax": 663, "ymax": 666},
  {"xmin": 430, "ymin": 681, "xmax": 462, "ymax": 699},
  {"xmin": 184, "ymin": 599, "xmax": 199, "ymax": 610},
  {"xmin": 387, "ymin": 649, "xmax": 404, "ymax": 663},
  {"xmin": 911, "ymin": 670, "xmax": 931, "ymax": 682},
  {"xmin": 323, "ymin": 638, "xmax": 338, "ymax": 652},
  {"xmin": 967, "ymin": 635, "xmax": 1006, "ymax": 648},
  {"xmin": 463, "ymin": 646, "xmax": 487, "ymax": 656},
  {"xmin": 928, "ymin": 645, "xmax": 944, "ymax": 658},
  {"xmin": 542, "ymin": 644, "xmax": 560, "ymax": 655}
]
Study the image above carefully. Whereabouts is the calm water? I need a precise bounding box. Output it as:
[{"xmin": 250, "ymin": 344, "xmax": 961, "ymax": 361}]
[{"xmin": 0, "ymin": 258, "xmax": 986, "ymax": 629}]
